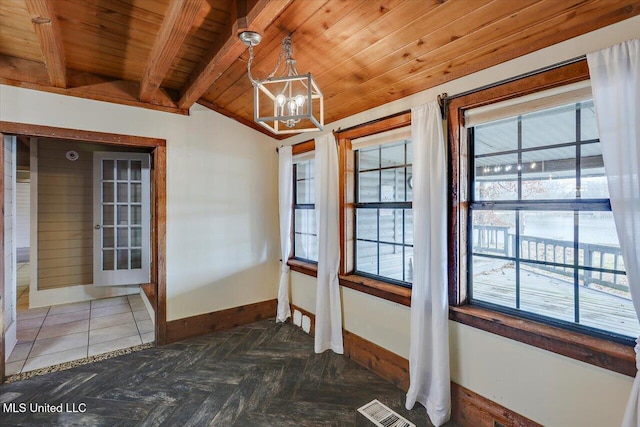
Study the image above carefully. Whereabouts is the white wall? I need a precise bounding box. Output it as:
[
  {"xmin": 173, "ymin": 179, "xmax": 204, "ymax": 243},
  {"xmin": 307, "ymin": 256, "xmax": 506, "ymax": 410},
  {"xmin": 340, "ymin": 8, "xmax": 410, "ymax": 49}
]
[
  {"xmin": 288, "ymin": 16, "xmax": 640, "ymax": 427},
  {"xmin": 0, "ymin": 89, "xmax": 281, "ymax": 321}
]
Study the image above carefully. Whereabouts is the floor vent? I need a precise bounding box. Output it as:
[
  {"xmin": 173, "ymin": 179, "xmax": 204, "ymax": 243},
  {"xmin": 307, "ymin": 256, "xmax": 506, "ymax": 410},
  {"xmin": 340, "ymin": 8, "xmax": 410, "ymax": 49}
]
[{"xmin": 356, "ymin": 399, "xmax": 416, "ymax": 427}]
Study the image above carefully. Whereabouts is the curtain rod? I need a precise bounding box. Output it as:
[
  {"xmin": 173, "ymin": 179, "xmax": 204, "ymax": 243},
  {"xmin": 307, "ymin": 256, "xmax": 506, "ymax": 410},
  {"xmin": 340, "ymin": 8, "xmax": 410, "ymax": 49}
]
[{"xmin": 442, "ymin": 54, "xmax": 587, "ymax": 104}]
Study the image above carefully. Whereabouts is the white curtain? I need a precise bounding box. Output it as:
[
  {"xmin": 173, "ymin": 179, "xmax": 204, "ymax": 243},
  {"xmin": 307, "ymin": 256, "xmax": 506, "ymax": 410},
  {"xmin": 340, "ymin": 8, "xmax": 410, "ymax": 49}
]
[
  {"xmin": 276, "ymin": 145, "xmax": 293, "ymax": 322},
  {"xmin": 314, "ymin": 133, "xmax": 344, "ymax": 354},
  {"xmin": 587, "ymin": 38, "xmax": 640, "ymax": 427},
  {"xmin": 405, "ymin": 101, "xmax": 450, "ymax": 426}
]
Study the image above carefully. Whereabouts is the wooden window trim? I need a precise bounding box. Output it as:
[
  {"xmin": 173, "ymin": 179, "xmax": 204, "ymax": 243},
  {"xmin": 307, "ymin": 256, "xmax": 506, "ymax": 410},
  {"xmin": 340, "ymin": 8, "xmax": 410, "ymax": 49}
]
[
  {"xmin": 288, "ymin": 258, "xmax": 411, "ymax": 307},
  {"xmin": 447, "ymin": 59, "xmax": 635, "ymax": 376}
]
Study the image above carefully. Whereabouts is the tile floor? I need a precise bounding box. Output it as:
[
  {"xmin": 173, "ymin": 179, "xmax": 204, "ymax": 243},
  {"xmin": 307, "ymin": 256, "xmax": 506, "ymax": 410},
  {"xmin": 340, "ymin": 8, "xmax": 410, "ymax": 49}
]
[{"xmin": 6, "ymin": 263, "xmax": 155, "ymax": 376}]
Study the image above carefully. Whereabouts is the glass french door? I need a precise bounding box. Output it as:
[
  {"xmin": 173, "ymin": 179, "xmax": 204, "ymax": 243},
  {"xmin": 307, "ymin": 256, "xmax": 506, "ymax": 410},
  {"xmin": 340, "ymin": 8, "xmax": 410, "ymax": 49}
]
[{"xmin": 93, "ymin": 152, "xmax": 151, "ymax": 286}]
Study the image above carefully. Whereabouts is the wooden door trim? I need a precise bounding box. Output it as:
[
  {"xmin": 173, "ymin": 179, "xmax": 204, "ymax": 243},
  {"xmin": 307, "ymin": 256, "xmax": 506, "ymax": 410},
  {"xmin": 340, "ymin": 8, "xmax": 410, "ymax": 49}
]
[{"xmin": 0, "ymin": 122, "xmax": 168, "ymax": 382}]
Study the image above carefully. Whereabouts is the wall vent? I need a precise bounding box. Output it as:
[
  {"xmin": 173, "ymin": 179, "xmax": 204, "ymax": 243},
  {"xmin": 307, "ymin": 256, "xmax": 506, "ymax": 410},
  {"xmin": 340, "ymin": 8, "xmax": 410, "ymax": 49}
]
[{"xmin": 356, "ymin": 399, "xmax": 416, "ymax": 427}]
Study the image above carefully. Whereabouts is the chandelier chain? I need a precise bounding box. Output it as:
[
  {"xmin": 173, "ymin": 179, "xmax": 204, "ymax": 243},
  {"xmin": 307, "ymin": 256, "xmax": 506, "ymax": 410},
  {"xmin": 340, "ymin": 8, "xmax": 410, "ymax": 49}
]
[{"xmin": 246, "ymin": 37, "xmax": 289, "ymax": 86}]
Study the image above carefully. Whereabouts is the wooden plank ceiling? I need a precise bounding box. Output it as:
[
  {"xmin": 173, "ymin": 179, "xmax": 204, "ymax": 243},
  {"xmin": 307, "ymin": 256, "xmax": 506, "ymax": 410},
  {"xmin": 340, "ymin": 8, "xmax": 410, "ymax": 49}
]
[{"xmin": 1, "ymin": 0, "xmax": 639, "ymax": 138}]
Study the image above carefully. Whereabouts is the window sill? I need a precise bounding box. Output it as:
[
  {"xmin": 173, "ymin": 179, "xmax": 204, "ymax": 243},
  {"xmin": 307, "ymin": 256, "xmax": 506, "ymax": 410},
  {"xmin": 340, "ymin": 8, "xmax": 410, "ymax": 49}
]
[
  {"xmin": 288, "ymin": 258, "xmax": 317, "ymax": 277},
  {"xmin": 287, "ymin": 259, "xmax": 412, "ymax": 306},
  {"xmin": 450, "ymin": 304, "xmax": 636, "ymax": 377}
]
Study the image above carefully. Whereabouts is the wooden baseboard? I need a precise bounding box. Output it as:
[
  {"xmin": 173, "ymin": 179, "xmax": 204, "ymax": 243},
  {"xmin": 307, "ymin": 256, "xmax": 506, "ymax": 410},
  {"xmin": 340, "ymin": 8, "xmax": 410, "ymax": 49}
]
[
  {"xmin": 165, "ymin": 299, "xmax": 277, "ymax": 344},
  {"xmin": 289, "ymin": 303, "xmax": 540, "ymax": 427}
]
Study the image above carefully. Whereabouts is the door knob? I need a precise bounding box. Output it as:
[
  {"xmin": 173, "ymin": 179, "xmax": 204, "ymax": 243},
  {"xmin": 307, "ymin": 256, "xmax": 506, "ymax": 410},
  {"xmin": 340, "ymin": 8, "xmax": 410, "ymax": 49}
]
[{"xmin": 95, "ymin": 225, "xmax": 101, "ymax": 229}]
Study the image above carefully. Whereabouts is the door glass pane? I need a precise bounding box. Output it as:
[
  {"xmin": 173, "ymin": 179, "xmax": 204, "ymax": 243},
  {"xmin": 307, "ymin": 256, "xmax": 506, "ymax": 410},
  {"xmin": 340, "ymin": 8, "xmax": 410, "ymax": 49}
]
[
  {"xmin": 131, "ymin": 161, "xmax": 142, "ymax": 181},
  {"xmin": 103, "ymin": 249, "xmax": 114, "ymax": 271},
  {"xmin": 117, "ymin": 205, "xmax": 129, "ymax": 225},
  {"xmin": 131, "ymin": 249, "xmax": 142, "ymax": 269},
  {"xmin": 117, "ymin": 183, "xmax": 128, "ymax": 203},
  {"xmin": 103, "ymin": 227, "xmax": 114, "ymax": 248},
  {"xmin": 103, "ymin": 205, "xmax": 114, "ymax": 226},
  {"xmin": 103, "ymin": 160, "xmax": 114, "ymax": 180},
  {"xmin": 117, "ymin": 160, "xmax": 129, "ymax": 180},
  {"xmin": 117, "ymin": 249, "xmax": 129, "ymax": 270},
  {"xmin": 117, "ymin": 227, "xmax": 128, "ymax": 247},
  {"xmin": 131, "ymin": 227, "xmax": 142, "ymax": 247},
  {"xmin": 131, "ymin": 205, "xmax": 142, "ymax": 225},
  {"xmin": 102, "ymin": 182, "xmax": 114, "ymax": 203},
  {"xmin": 131, "ymin": 183, "xmax": 141, "ymax": 203}
]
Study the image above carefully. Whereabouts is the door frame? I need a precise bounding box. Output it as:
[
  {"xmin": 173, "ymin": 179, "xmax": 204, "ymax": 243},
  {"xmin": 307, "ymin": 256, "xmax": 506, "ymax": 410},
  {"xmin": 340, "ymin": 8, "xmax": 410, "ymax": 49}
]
[{"xmin": 0, "ymin": 121, "xmax": 168, "ymax": 383}]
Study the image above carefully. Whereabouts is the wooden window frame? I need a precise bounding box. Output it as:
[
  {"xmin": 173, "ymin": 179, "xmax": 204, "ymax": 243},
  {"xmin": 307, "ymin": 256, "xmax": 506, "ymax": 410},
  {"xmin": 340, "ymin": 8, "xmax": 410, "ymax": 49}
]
[
  {"xmin": 288, "ymin": 113, "xmax": 414, "ymax": 307},
  {"xmin": 447, "ymin": 60, "xmax": 635, "ymax": 377}
]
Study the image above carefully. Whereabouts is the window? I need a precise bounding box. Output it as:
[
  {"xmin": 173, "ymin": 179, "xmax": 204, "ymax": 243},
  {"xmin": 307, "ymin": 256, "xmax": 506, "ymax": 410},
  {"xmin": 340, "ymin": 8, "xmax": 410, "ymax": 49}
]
[
  {"xmin": 467, "ymin": 88, "xmax": 637, "ymax": 343},
  {"xmin": 354, "ymin": 131, "xmax": 413, "ymax": 286},
  {"xmin": 293, "ymin": 157, "xmax": 317, "ymax": 262}
]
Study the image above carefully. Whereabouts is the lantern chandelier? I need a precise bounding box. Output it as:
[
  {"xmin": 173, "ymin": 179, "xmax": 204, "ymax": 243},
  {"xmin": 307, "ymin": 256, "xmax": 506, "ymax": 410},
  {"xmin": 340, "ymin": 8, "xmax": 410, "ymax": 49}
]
[{"xmin": 238, "ymin": 31, "xmax": 324, "ymax": 135}]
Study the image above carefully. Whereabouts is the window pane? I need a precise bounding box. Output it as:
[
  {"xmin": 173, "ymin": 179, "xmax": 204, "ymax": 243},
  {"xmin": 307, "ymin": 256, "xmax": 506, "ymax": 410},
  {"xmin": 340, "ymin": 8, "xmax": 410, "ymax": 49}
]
[
  {"xmin": 474, "ymin": 153, "xmax": 519, "ymax": 201},
  {"xmin": 519, "ymin": 211, "xmax": 573, "ymax": 264},
  {"xmin": 294, "ymin": 209, "xmax": 317, "ymax": 261},
  {"xmin": 580, "ymin": 143, "xmax": 608, "ymax": 199},
  {"xmin": 356, "ymin": 240, "xmax": 377, "ymax": 276},
  {"xmin": 380, "ymin": 142, "xmax": 405, "ymax": 168},
  {"xmin": 521, "ymin": 147, "xmax": 577, "ymax": 200},
  {"xmin": 379, "ymin": 243, "xmax": 403, "ymax": 282},
  {"xmin": 295, "ymin": 160, "xmax": 315, "ymax": 204},
  {"xmin": 380, "ymin": 169, "xmax": 405, "ymax": 202},
  {"xmin": 379, "ymin": 209, "xmax": 402, "ymax": 244},
  {"xmin": 406, "ymin": 166, "xmax": 413, "ymax": 202},
  {"xmin": 578, "ymin": 268, "xmax": 637, "ymax": 338},
  {"xmin": 405, "ymin": 209, "xmax": 413, "ymax": 245},
  {"xmin": 404, "ymin": 246, "xmax": 414, "ymax": 283},
  {"xmin": 580, "ymin": 100, "xmax": 598, "ymax": 141},
  {"xmin": 472, "ymin": 210, "xmax": 515, "ymax": 257},
  {"xmin": 519, "ymin": 261, "xmax": 574, "ymax": 323},
  {"xmin": 474, "ymin": 117, "xmax": 517, "ymax": 155},
  {"xmin": 356, "ymin": 209, "xmax": 377, "ymax": 241},
  {"xmin": 522, "ymin": 103, "xmax": 576, "ymax": 149},
  {"xmin": 579, "ymin": 211, "xmax": 624, "ymax": 272},
  {"xmin": 471, "ymin": 256, "xmax": 516, "ymax": 308},
  {"xmin": 359, "ymin": 146, "xmax": 379, "ymax": 170},
  {"xmin": 358, "ymin": 170, "xmax": 379, "ymax": 202}
]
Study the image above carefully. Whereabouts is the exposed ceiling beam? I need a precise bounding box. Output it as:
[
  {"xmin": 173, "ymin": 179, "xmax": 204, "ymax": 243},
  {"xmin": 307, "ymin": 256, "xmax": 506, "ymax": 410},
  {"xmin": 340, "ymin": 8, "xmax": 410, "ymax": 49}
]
[
  {"xmin": 24, "ymin": 0, "xmax": 67, "ymax": 88},
  {"xmin": 139, "ymin": 0, "xmax": 205, "ymax": 103},
  {"xmin": 0, "ymin": 54, "xmax": 187, "ymax": 115},
  {"xmin": 178, "ymin": 0, "xmax": 292, "ymax": 110}
]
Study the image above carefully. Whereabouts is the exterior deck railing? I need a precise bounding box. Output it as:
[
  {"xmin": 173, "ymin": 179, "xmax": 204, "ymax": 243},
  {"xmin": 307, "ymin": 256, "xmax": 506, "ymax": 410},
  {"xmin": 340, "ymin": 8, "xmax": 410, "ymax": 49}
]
[{"xmin": 472, "ymin": 225, "xmax": 627, "ymax": 293}]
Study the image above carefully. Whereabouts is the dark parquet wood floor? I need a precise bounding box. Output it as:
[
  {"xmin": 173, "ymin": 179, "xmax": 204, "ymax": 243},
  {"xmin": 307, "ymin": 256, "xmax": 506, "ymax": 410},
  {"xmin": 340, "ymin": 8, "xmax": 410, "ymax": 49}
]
[{"xmin": 0, "ymin": 319, "xmax": 452, "ymax": 426}]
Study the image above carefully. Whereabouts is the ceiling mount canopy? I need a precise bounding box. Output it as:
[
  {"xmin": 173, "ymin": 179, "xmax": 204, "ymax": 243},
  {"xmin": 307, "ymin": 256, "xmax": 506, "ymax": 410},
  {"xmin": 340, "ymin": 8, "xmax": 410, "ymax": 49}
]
[{"xmin": 239, "ymin": 31, "xmax": 324, "ymax": 135}]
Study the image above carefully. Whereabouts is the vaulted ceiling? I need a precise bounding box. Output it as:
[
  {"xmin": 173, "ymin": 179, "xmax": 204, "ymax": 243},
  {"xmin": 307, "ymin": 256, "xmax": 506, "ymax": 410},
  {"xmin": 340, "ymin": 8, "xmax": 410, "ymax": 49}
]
[{"xmin": 1, "ymin": 0, "xmax": 639, "ymax": 138}]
